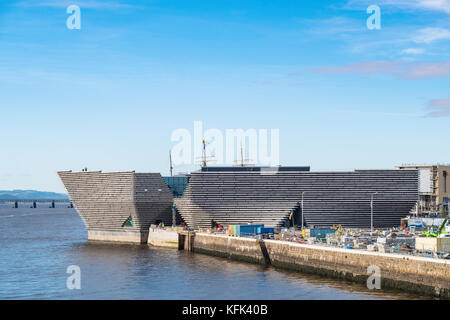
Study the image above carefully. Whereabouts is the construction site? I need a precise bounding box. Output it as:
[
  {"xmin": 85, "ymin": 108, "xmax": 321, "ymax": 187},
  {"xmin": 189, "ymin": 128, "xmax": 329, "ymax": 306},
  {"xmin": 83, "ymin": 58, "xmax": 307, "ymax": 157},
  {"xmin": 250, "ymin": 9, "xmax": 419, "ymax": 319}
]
[
  {"xmin": 176, "ymin": 161, "xmax": 450, "ymax": 260},
  {"xmin": 57, "ymin": 139, "xmax": 450, "ymax": 298}
]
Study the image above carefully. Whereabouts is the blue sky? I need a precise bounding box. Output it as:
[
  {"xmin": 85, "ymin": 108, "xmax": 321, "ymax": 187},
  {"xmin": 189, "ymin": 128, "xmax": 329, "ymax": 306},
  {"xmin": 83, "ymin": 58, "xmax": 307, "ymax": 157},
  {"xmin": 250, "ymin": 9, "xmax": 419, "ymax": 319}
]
[{"xmin": 1, "ymin": 0, "xmax": 450, "ymax": 192}]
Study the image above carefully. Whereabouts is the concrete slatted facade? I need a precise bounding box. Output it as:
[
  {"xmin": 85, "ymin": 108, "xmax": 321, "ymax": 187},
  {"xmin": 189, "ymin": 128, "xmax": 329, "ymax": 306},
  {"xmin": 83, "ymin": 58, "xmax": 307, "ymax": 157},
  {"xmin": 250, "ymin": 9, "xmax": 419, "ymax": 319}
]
[
  {"xmin": 175, "ymin": 169, "xmax": 419, "ymax": 229},
  {"xmin": 58, "ymin": 171, "xmax": 173, "ymax": 243}
]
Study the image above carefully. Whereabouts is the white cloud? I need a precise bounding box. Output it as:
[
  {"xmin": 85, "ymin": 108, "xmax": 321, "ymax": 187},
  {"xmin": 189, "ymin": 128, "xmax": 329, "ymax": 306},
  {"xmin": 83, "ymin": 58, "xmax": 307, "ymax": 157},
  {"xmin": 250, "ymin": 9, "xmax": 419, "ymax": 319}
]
[
  {"xmin": 401, "ymin": 48, "xmax": 425, "ymax": 54},
  {"xmin": 314, "ymin": 60, "xmax": 450, "ymax": 79},
  {"xmin": 425, "ymin": 98, "xmax": 450, "ymax": 117},
  {"xmin": 345, "ymin": 0, "xmax": 450, "ymax": 14},
  {"xmin": 418, "ymin": 0, "xmax": 450, "ymax": 14},
  {"xmin": 297, "ymin": 16, "xmax": 364, "ymax": 35},
  {"xmin": 15, "ymin": 0, "xmax": 136, "ymax": 10},
  {"xmin": 413, "ymin": 27, "xmax": 450, "ymax": 43}
]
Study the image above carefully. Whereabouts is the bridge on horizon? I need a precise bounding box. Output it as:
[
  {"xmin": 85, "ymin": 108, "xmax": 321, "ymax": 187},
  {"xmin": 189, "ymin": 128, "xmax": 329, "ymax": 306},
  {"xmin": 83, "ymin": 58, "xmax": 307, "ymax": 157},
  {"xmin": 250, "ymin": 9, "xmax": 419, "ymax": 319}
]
[{"xmin": 0, "ymin": 198, "xmax": 73, "ymax": 208}]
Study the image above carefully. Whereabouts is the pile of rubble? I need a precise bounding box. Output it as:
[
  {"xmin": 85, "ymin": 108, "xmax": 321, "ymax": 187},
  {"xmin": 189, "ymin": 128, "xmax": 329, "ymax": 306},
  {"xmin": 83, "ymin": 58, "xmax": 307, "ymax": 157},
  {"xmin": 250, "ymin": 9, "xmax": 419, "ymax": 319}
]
[
  {"xmin": 278, "ymin": 227, "xmax": 448, "ymax": 255},
  {"xmin": 278, "ymin": 228, "xmax": 304, "ymax": 242},
  {"xmin": 376, "ymin": 233, "xmax": 416, "ymax": 253},
  {"xmin": 276, "ymin": 226, "xmax": 450, "ymax": 259},
  {"xmin": 322, "ymin": 229, "xmax": 417, "ymax": 254}
]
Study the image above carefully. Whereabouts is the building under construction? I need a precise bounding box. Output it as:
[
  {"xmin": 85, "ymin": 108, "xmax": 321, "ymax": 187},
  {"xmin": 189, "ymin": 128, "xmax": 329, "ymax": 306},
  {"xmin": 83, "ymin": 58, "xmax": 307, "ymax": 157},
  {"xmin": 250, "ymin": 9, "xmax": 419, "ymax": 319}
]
[
  {"xmin": 58, "ymin": 166, "xmax": 419, "ymax": 243},
  {"xmin": 397, "ymin": 164, "xmax": 450, "ymax": 216}
]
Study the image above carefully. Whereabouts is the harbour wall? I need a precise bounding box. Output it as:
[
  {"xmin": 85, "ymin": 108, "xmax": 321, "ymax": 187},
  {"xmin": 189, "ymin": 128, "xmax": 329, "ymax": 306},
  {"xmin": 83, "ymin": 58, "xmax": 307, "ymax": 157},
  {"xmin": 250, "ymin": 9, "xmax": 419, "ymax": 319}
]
[
  {"xmin": 192, "ymin": 233, "xmax": 450, "ymax": 298},
  {"xmin": 147, "ymin": 228, "xmax": 179, "ymax": 248},
  {"xmin": 88, "ymin": 230, "xmax": 148, "ymax": 243},
  {"xmin": 193, "ymin": 233, "xmax": 268, "ymax": 265},
  {"xmin": 88, "ymin": 227, "xmax": 178, "ymax": 245}
]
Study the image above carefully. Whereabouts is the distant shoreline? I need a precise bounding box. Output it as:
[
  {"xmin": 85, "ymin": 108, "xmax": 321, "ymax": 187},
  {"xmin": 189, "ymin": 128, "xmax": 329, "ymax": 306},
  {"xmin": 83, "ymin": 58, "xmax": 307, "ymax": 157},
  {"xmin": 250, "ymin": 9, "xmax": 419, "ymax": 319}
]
[{"xmin": 0, "ymin": 190, "xmax": 68, "ymax": 200}]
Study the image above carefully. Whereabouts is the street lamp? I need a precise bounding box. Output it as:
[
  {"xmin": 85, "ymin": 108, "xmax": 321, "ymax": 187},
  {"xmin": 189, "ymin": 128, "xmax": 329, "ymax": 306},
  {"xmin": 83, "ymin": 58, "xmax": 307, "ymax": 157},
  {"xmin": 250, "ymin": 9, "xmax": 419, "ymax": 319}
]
[
  {"xmin": 301, "ymin": 192, "xmax": 305, "ymax": 230},
  {"xmin": 370, "ymin": 192, "xmax": 378, "ymax": 232}
]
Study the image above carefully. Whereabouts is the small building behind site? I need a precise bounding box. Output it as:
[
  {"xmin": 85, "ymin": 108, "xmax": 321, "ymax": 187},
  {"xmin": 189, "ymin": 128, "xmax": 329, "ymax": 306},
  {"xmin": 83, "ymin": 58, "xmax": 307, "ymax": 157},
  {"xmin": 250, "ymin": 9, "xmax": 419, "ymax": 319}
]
[{"xmin": 397, "ymin": 164, "xmax": 450, "ymax": 216}]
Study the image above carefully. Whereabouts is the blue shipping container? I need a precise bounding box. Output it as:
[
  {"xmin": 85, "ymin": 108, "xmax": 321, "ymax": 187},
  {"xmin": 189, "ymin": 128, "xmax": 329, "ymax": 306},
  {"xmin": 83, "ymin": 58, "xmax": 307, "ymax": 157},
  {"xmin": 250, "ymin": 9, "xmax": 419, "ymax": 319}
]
[
  {"xmin": 237, "ymin": 224, "xmax": 264, "ymax": 237},
  {"xmin": 256, "ymin": 227, "xmax": 274, "ymax": 234}
]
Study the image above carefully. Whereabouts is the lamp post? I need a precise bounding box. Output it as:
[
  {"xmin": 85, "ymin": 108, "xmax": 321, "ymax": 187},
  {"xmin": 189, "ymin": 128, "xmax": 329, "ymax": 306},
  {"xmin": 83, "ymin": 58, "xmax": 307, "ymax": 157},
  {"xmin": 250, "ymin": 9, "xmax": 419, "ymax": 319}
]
[
  {"xmin": 301, "ymin": 192, "xmax": 305, "ymax": 230},
  {"xmin": 370, "ymin": 192, "xmax": 378, "ymax": 232}
]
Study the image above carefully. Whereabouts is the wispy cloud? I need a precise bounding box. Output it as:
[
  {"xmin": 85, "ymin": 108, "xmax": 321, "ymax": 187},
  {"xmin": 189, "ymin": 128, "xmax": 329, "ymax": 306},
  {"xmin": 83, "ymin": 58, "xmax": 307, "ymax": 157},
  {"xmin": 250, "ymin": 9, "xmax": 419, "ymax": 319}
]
[
  {"xmin": 345, "ymin": 0, "xmax": 450, "ymax": 14},
  {"xmin": 296, "ymin": 16, "xmax": 365, "ymax": 35},
  {"xmin": 314, "ymin": 61, "xmax": 450, "ymax": 79},
  {"xmin": 0, "ymin": 67, "xmax": 111, "ymax": 88},
  {"xmin": 413, "ymin": 27, "xmax": 450, "ymax": 43},
  {"xmin": 401, "ymin": 48, "xmax": 425, "ymax": 54},
  {"xmin": 300, "ymin": 14, "xmax": 450, "ymax": 58},
  {"xmin": 15, "ymin": 0, "xmax": 137, "ymax": 10},
  {"xmin": 424, "ymin": 98, "xmax": 450, "ymax": 117},
  {"xmin": 418, "ymin": 0, "xmax": 450, "ymax": 14}
]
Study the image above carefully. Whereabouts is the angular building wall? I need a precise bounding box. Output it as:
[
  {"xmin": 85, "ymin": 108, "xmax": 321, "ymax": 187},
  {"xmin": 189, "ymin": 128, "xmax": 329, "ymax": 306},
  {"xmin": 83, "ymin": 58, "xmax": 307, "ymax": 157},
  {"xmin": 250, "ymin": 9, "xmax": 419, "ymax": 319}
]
[
  {"xmin": 175, "ymin": 169, "xmax": 418, "ymax": 229},
  {"xmin": 58, "ymin": 171, "xmax": 173, "ymax": 243}
]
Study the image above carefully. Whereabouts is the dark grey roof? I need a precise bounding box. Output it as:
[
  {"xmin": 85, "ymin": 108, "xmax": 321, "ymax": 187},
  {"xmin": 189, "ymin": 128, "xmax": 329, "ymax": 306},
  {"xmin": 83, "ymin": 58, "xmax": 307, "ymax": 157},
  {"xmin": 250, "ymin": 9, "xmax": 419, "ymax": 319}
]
[
  {"xmin": 176, "ymin": 169, "xmax": 418, "ymax": 229},
  {"xmin": 200, "ymin": 166, "xmax": 310, "ymax": 172}
]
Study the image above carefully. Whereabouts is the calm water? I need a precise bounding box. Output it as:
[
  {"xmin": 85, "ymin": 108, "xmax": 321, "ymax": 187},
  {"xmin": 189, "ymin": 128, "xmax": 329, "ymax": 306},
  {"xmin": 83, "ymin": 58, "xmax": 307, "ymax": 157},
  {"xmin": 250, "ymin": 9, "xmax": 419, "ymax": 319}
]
[{"xmin": 0, "ymin": 206, "xmax": 429, "ymax": 300}]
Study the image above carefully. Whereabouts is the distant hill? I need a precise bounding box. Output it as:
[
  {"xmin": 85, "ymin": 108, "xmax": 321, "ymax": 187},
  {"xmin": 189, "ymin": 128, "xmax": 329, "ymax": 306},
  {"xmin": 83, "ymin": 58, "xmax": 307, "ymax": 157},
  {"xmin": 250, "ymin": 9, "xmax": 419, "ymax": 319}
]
[{"xmin": 0, "ymin": 190, "xmax": 69, "ymax": 199}]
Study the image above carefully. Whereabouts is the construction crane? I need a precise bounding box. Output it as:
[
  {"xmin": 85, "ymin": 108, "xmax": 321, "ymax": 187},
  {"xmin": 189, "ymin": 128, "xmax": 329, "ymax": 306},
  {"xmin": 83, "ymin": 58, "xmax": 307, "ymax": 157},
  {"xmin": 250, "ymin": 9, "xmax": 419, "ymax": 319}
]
[
  {"xmin": 195, "ymin": 139, "xmax": 216, "ymax": 168},
  {"xmin": 421, "ymin": 217, "xmax": 449, "ymax": 237}
]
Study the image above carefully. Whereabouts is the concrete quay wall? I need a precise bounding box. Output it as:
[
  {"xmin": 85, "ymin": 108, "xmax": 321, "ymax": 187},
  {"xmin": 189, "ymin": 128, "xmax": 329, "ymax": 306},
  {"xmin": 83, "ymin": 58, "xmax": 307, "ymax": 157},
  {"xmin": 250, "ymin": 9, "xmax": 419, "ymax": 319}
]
[
  {"xmin": 265, "ymin": 240, "xmax": 450, "ymax": 298},
  {"xmin": 147, "ymin": 228, "xmax": 179, "ymax": 248},
  {"xmin": 88, "ymin": 230, "xmax": 148, "ymax": 243},
  {"xmin": 192, "ymin": 233, "xmax": 450, "ymax": 298},
  {"xmin": 88, "ymin": 228, "xmax": 179, "ymax": 246},
  {"xmin": 193, "ymin": 233, "xmax": 267, "ymax": 265}
]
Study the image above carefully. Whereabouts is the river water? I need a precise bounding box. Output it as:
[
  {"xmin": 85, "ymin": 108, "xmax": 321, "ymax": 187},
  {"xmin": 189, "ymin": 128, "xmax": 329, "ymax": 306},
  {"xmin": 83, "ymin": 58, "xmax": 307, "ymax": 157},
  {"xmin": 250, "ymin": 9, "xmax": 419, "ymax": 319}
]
[{"xmin": 0, "ymin": 206, "xmax": 428, "ymax": 299}]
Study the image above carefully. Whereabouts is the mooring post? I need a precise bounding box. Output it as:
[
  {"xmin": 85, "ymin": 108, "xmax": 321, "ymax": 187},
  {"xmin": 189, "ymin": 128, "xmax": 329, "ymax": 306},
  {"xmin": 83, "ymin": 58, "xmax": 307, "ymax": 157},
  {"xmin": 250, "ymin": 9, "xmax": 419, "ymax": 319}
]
[
  {"xmin": 186, "ymin": 231, "xmax": 195, "ymax": 251},
  {"xmin": 178, "ymin": 233, "xmax": 185, "ymax": 250},
  {"xmin": 178, "ymin": 231, "xmax": 195, "ymax": 251}
]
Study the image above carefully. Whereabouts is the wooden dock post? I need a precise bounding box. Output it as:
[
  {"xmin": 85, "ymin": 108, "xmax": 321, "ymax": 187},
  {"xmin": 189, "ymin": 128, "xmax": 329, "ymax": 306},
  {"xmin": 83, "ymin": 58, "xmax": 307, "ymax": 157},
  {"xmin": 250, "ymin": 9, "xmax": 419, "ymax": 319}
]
[{"xmin": 178, "ymin": 231, "xmax": 195, "ymax": 251}]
